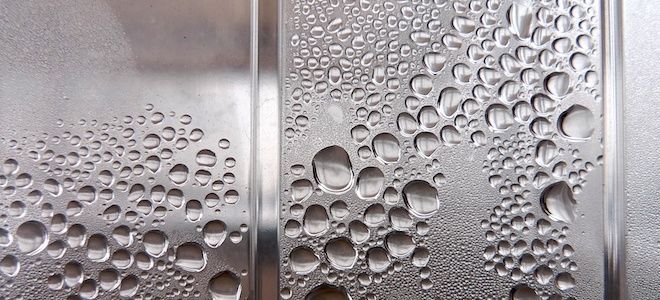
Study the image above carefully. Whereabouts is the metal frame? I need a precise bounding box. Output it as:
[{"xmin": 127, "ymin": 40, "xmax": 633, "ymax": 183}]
[{"xmin": 602, "ymin": 0, "xmax": 626, "ymax": 298}]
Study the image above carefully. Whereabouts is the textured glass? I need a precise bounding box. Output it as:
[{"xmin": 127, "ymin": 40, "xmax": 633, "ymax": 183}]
[{"xmin": 623, "ymin": 1, "xmax": 660, "ymax": 299}]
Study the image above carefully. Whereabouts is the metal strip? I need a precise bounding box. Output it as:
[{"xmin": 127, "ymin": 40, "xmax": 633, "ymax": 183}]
[
  {"xmin": 252, "ymin": 0, "xmax": 281, "ymax": 296},
  {"xmin": 602, "ymin": 0, "xmax": 626, "ymax": 298}
]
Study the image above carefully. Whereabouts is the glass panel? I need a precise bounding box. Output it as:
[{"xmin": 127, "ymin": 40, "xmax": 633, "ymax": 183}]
[
  {"xmin": 279, "ymin": 0, "xmax": 605, "ymax": 298},
  {"xmin": 0, "ymin": 1, "xmax": 252, "ymax": 298},
  {"xmin": 623, "ymin": 0, "xmax": 660, "ymax": 299}
]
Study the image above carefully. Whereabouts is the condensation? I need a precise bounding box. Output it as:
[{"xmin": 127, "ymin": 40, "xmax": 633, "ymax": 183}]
[{"xmin": 280, "ymin": 0, "xmax": 604, "ymax": 298}]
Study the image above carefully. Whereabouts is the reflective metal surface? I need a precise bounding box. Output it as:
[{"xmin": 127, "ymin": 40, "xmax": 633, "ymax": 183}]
[
  {"xmin": 0, "ymin": 1, "xmax": 252, "ymax": 298},
  {"xmin": 0, "ymin": 0, "xmax": 653, "ymax": 299}
]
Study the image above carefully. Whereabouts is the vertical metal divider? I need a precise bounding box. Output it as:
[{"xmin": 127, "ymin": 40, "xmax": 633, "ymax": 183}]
[
  {"xmin": 251, "ymin": 0, "xmax": 281, "ymax": 297},
  {"xmin": 602, "ymin": 0, "xmax": 625, "ymax": 298}
]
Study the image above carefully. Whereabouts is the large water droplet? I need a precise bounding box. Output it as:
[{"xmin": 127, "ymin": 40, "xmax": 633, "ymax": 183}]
[
  {"xmin": 196, "ymin": 149, "xmax": 217, "ymax": 167},
  {"xmin": 142, "ymin": 230, "xmax": 168, "ymax": 257},
  {"xmin": 410, "ymin": 74, "xmax": 433, "ymax": 95},
  {"xmin": 175, "ymin": 242, "xmax": 207, "ymax": 272},
  {"xmin": 535, "ymin": 140, "xmax": 558, "ymax": 166},
  {"xmin": 423, "ymin": 52, "xmax": 446, "ymax": 73},
  {"xmin": 63, "ymin": 261, "xmax": 83, "ymax": 287},
  {"xmin": 402, "ymin": 180, "xmax": 439, "ymax": 217},
  {"xmin": 291, "ymin": 179, "xmax": 313, "ymax": 202},
  {"xmin": 540, "ymin": 182, "xmax": 576, "ymax": 223},
  {"xmin": 16, "ymin": 220, "xmax": 48, "ymax": 255},
  {"xmin": 508, "ymin": 3, "xmax": 535, "ymax": 39},
  {"xmin": 185, "ymin": 200, "xmax": 203, "ymax": 222},
  {"xmin": 558, "ymin": 105, "xmax": 595, "ymax": 140},
  {"xmin": 415, "ymin": 132, "xmax": 440, "ymax": 157},
  {"xmin": 325, "ymin": 237, "xmax": 357, "ymax": 270},
  {"xmin": 209, "ymin": 271, "xmax": 242, "ymax": 300},
  {"xmin": 545, "ymin": 72, "xmax": 571, "ymax": 97},
  {"xmin": 289, "ymin": 246, "xmax": 319, "ymax": 274},
  {"xmin": 305, "ymin": 285, "xmax": 351, "ymax": 300},
  {"xmin": 119, "ymin": 274, "xmax": 139, "ymax": 297},
  {"xmin": 98, "ymin": 268, "xmax": 120, "ymax": 291},
  {"xmin": 0, "ymin": 255, "xmax": 19, "ymax": 277},
  {"xmin": 312, "ymin": 146, "xmax": 353, "ymax": 194},
  {"xmin": 87, "ymin": 234, "xmax": 109, "ymax": 262},
  {"xmin": 366, "ymin": 247, "xmax": 390, "ymax": 272},
  {"xmin": 438, "ymin": 87, "xmax": 462, "ymax": 118},
  {"xmin": 385, "ymin": 232, "xmax": 415, "ymax": 258},
  {"xmin": 355, "ymin": 167, "xmax": 384, "ymax": 199},
  {"xmin": 363, "ymin": 204, "xmax": 386, "ymax": 227},
  {"xmin": 556, "ymin": 272, "xmax": 576, "ymax": 291},
  {"xmin": 372, "ymin": 133, "xmax": 400, "ymax": 164},
  {"xmin": 143, "ymin": 134, "xmax": 161, "ymax": 149},
  {"xmin": 168, "ymin": 164, "xmax": 189, "ymax": 185},
  {"xmin": 486, "ymin": 104, "xmax": 514, "ymax": 131},
  {"xmin": 203, "ymin": 221, "xmax": 227, "ymax": 248},
  {"xmin": 510, "ymin": 284, "xmax": 540, "ymax": 300},
  {"xmin": 348, "ymin": 220, "xmax": 370, "ymax": 244},
  {"xmin": 303, "ymin": 205, "xmax": 329, "ymax": 236},
  {"xmin": 79, "ymin": 278, "xmax": 99, "ymax": 299}
]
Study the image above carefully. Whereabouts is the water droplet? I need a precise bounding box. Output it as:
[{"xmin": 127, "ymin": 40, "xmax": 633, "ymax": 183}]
[
  {"xmin": 209, "ymin": 271, "xmax": 242, "ymax": 300},
  {"xmin": 312, "ymin": 146, "xmax": 353, "ymax": 193},
  {"xmin": 303, "ymin": 205, "xmax": 329, "ymax": 236},
  {"xmin": 415, "ymin": 132, "xmax": 440, "ymax": 157},
  {"xmin": 0, "ymin": 255, "xmax": 19, "ymax": 277},
  {"xmin": 64, "ymin": 260, "xmax": 84, "ymax": 287},
  {"xmin": 410, "ymin": 74, "xmax": 433, "ymax": 95},
  {"xmin": 79, "ymin": 278, "xmax": 99, "ymax": 299},
  {"xmin": 397, "ymin": 113, "xmax": 418, "ymax": 136},
  {"xmin": 402, "ymin": 180, "xmax": 439, "ymax": 218},
  {"xmin": 143, "ymin": 230, "xmax": 168, "ymax": 257},
  {"xmin": 203, "ymin": 221, "xmax": 227, "ymax": 248},
  {"xmin": 99, "ymin": 268, "xmax": 120, "ymax": 291},
  {"xmin": 508, "ymin": 3, "xmax": 535, "ymax": 39},
  {"xmin": 119, "ymin": 274, "xmax": 139, "ymax": 297},
  {"xmin": 372, "ymin": 133, "xmax": 400, "ymax": 164},
  {"xmin": 356, "ymin": 167, "xmax": 384, "ymax": 199},
  {"xmin": 16, "ymin": 220, "xmax": 48, "ymax": 255},
  {"xmin": 325, "ymin": 237, "xmax": 357, "ymax": 270},
  {"xmin": 486, "ymin": 104, "xmax": 514, "ymax": 131},
  {"xmin": 438, "ymin": 87, "xmax": 462, "ymax": 118},
  {"xmin": 168, "ymin": 164, "xmax": 189, "ymax": 185},
  {"xmin": 87, "ymin": 234, "xmax": 109, "ymax": 262},
  {"xmin": 289, "ymin": 246, "xmax": 319, "ymax": 274},
  {"xmin": 175, "ymin": 242, "xmax": 207, "ymax": 272},
  {"xmin": 558, "ymin": 105, "xmax": 595, "ymax": 140},
  {"xmin": 555, "ymin": 272, "xmax": 576, "ymax": 291},
  {"xmin": 540, "ymin": 182, "xmax": 576, "ymax": 223},
  {"xmin": 196, "ymin": 150, "xmax": 218, "ymax": 166},
  {"xmin": 423, "ymin": 52, "xmax": 447, "ymax": 73},
  {"xmin": 2, "ymin": 159, "xmax": 18, "ymax": 175},
  {"xmin": 385, "ymin": 232, "xmax": 415, "ymax": 258},
  {"xmin": 349, "ymin": 220, "xmax": 370, "ymax": 244},
  {"xmin": 291, "ymin": 179, "xmax": 314, "ymax": 202},
  {"xmin": 186, "ymin": 200, "xmax": 203, "ymax": 222},
  {"xmin": 305, "ymin": 284, "xmax": 351, "ymax": 300},
  {"xmin": 143, "ymin": 134, "xmax": 161, "ymax": 149},
  {"xmin": 535, "ymin": 140, "xmax": 558, "ymax": 166},
  {"xmin": 545, "ymin": 72, "xmax": 571, "ymax": 97},
  {"xmin": 510, "ymin": 284, "xmax": 540, "ymax": 300},
  {"xmin": 329, "ymin": 200, "xmax": 349, "ymax": 220},
  {"xmin": 364, "ymin": 204, "xmax": 386, "ymax": 227}
]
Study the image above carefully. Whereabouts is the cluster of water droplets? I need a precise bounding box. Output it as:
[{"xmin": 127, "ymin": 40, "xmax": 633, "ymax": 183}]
[
  {"xmin": 282, "ymin": 0, "xmax": 602, "ymax": 298},
  {"xmin": 0, "ymin": 104, "xmax": 245, "ymax": 299}
]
